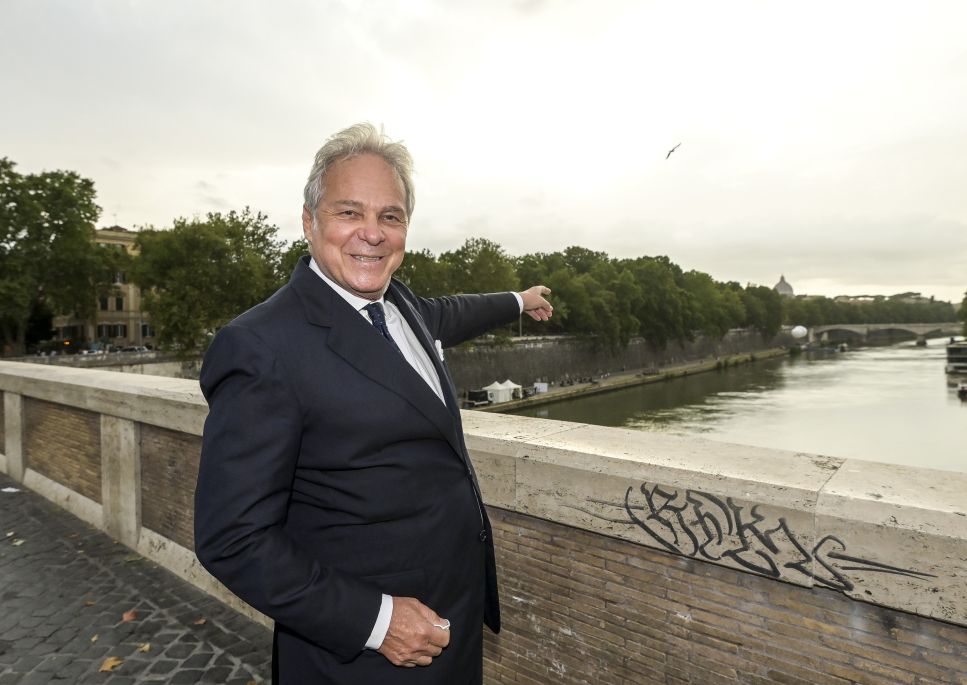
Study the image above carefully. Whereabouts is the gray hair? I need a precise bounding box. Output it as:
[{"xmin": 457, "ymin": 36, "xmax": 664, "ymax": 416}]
[{"xmin": 303, "ymin": 122, "xmax": 415, "ymax": 218}]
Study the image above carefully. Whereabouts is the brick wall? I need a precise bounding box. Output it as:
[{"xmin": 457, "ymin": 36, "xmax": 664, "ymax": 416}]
[
  {"xmin": 483, "ymin": 507, "xmax": 967, "ymax": 685},
  {"xmin": 23, "ymin": 399, "xmax": 101, "ymax": 502},
  {"xmin": 141, "ymin": 424, "xmax": 202, "ymax": 549}
]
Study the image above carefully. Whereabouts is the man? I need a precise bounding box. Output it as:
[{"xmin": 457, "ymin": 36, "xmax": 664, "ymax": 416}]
[{"xmin": 194, "ymin": 123, "xmax": 552, "ymax": 684}]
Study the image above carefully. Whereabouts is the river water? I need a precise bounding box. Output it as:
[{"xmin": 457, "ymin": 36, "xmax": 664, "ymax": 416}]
[{"xmin": 509, "ymin": 338, "xmax": 967, "ymax": 474}]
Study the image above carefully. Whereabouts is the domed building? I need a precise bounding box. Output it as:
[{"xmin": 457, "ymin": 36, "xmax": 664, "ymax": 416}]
[{"xmin": 773, "ymin": 275, "xmax": 794, "ymax": 297}]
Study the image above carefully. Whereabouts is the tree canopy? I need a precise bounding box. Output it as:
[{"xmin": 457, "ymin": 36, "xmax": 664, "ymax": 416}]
[
  {"xmin": 132, "ymin": 209, "xmax": 286, "ymax": 354},
  {"xmin": 0, "ymin": 158, "xmax": 114, "ymax": 355},
  {"xmin": 390, "ymin": 240, "xmax": 958, "ymax": 351}
]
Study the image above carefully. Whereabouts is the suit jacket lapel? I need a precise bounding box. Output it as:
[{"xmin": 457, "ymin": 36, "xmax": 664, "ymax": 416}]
[
  {"xmin": 290, "ymin": 261, "xmax": 465, "ymax": 457},
  {"xmin": 386, "ymin": 283, "xmax": 462, "ymax": 419}
]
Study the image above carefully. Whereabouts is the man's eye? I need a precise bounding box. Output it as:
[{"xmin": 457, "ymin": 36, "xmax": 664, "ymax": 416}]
[
  {"xmin": 383, "ymin": 214, "xmax": 403, "ymax": 223},
  {"xmin": 340, "ymin": 210, "xmax": 358, "ymax": 217}
]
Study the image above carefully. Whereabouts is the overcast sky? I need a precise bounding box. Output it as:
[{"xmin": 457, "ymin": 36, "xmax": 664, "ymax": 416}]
[{"xmin": 3, "ymin": 1, "xmax": 966, "ymax": 302}]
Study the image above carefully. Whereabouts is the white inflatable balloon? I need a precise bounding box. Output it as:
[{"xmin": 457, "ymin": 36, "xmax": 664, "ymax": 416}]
[{"xmin": 791, "ymin": 325, "xmax": 807, "ymax": 339}]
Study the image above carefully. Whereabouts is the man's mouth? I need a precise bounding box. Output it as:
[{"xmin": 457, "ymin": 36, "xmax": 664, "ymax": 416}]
[{"xmin": 352, "ymin": 255, "xmax": 383, "ymax": 263}]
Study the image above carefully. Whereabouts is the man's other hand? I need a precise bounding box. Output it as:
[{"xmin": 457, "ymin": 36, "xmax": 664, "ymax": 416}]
[
  {"xmin": 377, "ymin": 597, "xmax": 451, "ymax": 668},
  {"xmin": 520, "ymin": 285, "xmax": 553, "ymax": 321}
]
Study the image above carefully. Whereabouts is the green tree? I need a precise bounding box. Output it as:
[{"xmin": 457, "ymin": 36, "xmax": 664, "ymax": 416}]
[
  {"xmin": 742, "ymin": 285, "xmax": 783, "ymax": 339},
  {"xmin": 395, "ymin": 248, "xmax": 451, "ymax": 297},
  {"xmin": 279, "ymin": 237, "xmax": 309, "ymax": 281},
  {"xmin": 681, "ymin": 271, "xmax": 745, "ymax": 339},
  {"xmin": 132, "ymin": 208, "xmax": 285, "ymax": 354},
  {"xmin": 0, "ymin": 158, "xmax": 107, "ymax": 355},
  {"xmin": 627, "ymin": 256, "xmax": 690, "ymax": 348},
  {"xmin": 439, "ymin": 237, "xmax": 519, "ymax": 295}
]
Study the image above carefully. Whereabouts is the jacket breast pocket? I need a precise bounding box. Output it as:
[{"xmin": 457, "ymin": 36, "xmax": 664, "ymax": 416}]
[{"xmin": 363, "ymin": 568, "xmax": 426, "ymax": 598}]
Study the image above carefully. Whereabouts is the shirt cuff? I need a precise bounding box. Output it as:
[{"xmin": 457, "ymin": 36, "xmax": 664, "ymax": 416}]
[
  {"xmin": 511, "ymin": 291, "xmax": 523, "ymax": 314},
  {"xmin": 365, "ymin": 594, "xmax": 393, "ymax": 650}
]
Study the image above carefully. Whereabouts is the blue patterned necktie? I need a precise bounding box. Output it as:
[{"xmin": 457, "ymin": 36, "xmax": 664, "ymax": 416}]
[{"xmin": 363, "ymin": 302, "xmax": 400, "ymax": 352}]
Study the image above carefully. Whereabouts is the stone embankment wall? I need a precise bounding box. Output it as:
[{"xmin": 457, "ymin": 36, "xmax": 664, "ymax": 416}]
[
  {"xmin": 2, "ymin": 361, "xmax": 965, "ymax": 684},
  {"xmin": 445, "ymin": 329, "xmax": 792, "ymax": 395}
]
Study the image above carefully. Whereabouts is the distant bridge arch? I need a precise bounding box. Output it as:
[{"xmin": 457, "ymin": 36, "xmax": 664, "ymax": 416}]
[{"xmin": 808, "ymin": 322, "xmax": 960, "ymax": 344}]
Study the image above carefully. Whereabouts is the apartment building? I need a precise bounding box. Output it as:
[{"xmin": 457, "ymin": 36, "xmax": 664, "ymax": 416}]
[{"xmin": 51, "ymin": 226, "xmax": 155, "ymax": 349}]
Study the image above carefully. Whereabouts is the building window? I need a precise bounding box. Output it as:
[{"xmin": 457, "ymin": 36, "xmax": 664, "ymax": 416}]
[
  {"xmin": 114, "ymin": 271, "xmax": 125, "ymax": 284},
  {"xmin": 115, "ymin": 297, "xmax": 124, "ymax": 311},
  {"xmin": 141, "ymin": 323, "xmax": 155, "ymax": 338},
  {"xmin": 97, "ymin": 324, "xmax": 128, "ymax": 338},
  {"xmin": 100, "ymin": 297, "xmax": 109, "ymax": 311}
]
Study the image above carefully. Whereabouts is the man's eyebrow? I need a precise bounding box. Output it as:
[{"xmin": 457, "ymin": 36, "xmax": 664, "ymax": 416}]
[{"xmin": 330, "ymin": 199, "xmax": 406, "ymax": 214}]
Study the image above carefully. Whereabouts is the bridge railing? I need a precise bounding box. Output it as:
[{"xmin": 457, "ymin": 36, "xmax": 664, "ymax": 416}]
[{"xmin": 2, "ymin": 360, "xmax": 966, "ymax": 683}]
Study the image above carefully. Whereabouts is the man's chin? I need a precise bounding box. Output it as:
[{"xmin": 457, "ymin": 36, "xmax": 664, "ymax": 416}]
[{"xmin": 348, "ymin": 280, "xmax": 391, "ymax": 300}]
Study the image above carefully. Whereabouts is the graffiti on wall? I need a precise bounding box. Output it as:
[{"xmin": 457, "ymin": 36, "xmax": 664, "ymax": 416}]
[{"xmin": 570, "ymin": 482, "xmax": 935, "ymax": 591}]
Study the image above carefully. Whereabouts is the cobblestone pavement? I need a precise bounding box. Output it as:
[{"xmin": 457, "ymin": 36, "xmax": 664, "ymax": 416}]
[{"xmin": 0, "ymin": 473, "xmax": 272, "ymax": 684}]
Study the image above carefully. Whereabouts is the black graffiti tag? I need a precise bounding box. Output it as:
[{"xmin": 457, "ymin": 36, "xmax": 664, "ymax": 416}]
[{"xmin": 575, "ymin": 482, "xmax": 935, "ymax": 591}]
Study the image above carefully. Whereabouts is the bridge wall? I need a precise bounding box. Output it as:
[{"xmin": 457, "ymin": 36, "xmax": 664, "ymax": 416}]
[{"xmin": 2, "ymin": 361, "xmax": 965, "ymax": 684}]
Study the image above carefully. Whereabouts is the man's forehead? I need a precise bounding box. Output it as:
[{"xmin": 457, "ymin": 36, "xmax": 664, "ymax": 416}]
[{"xmin": 325, "ymin": 155, "xmax": 404, "ymax": 191}]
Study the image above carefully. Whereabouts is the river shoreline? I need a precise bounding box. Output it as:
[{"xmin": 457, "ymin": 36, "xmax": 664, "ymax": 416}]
[{"xmin": 475, "ymin": 346, "xmax": 790, "ymax": 413}]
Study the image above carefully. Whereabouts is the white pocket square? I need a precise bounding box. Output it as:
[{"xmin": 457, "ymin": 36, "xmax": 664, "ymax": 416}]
[{"xmin": 434, "ymin": 339, "xmax": 445, "ymax": 361}]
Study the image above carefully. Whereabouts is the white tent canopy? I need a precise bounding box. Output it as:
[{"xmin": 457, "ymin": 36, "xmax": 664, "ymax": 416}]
[{"xmin": 481, "ymin": 379, "xmax": 520, "ymax": 403}]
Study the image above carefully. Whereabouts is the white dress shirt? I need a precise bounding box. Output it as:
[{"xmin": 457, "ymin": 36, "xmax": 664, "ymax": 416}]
[{"xmin": 307, "ymin": 258, "xmax": 522, "ymax": 649}]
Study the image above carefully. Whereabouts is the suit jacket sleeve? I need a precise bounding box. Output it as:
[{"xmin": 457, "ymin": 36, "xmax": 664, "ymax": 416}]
[
  {"xmin": 194, "ymin": 323, "xmax": 382, "ymax": 662},
  {"xmin": 412, "ymin": 291, "xmax": 520, "ymax": 347}
]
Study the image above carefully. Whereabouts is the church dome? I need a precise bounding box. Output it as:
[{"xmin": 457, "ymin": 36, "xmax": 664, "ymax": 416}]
[{"xmin": 773, "ymin": 275, "xmax": 794, "ymax": 297}]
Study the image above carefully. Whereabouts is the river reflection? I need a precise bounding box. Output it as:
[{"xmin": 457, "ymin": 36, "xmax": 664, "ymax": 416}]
[{"xmin": 509, "ymin": 338, "xmax": 967, "ymax": 473}]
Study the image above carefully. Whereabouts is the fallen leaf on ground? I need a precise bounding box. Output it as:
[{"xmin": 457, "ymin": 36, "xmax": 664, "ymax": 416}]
[
  {"xmin": 11, "ymin": 539, "xmax": 24, "ymax": 546},
  {"xmin": 137, "ymin": 643, "xmax": 150, "ymax": 653},
  {"xmin": 99, "ymin": 656, "xmax": 123, "ymax": 672},
  {"xmin": 83, "ymin": 600, "xmax": 96, "ymax": 607},
  {"xmin": 91, "ymin": 634, "xmax": 99, "ymax": 643},
  {"xmin": 123, "ymin": 554, "xmax": 141, "ymax": 563},
  {"xmin": 1, "ymin": 487, "xmax": 20, "ymax": 493},
  {"xmin": 192, "ymin": 617, "xmax": 207, "ymax": 625},
  {"xmin": 5, "ymin": 531, "xmax": 13, "ymax": 537},
  {"xmin": 121, "ymin": 609, "xmax": 137, "ymax": 623}
]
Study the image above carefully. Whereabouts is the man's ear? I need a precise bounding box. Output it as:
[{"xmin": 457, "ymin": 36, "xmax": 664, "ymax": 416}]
[{"xmin": 301, "ymin": 205, "xmax": 313, "ymax": 242}]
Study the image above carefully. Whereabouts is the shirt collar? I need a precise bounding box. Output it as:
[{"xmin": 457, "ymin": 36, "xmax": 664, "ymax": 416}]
[{"xmin": 308, "ymin": 257, "xmax": 386, "ymax": 313}]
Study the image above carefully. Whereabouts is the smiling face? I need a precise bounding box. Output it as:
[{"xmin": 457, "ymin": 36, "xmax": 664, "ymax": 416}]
[{"xmin": 302, "ymin": 153, "xmax": 409, "ymax": 301}]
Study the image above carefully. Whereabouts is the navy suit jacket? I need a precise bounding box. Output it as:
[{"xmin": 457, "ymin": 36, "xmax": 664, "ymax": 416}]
[{"xmin": 194, "ymin": 256, "xmax": 517, "ymax": 684}]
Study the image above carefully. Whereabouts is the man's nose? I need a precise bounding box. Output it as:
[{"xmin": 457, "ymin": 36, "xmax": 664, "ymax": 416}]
[{"xmin": 357, "ymin": 216, "xmax": 384, "ymax": 244}]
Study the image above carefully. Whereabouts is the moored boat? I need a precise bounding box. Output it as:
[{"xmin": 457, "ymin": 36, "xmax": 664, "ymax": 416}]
[{"xmin": 946, "ymin": 340, "xmax": 967, "ymax": 375}]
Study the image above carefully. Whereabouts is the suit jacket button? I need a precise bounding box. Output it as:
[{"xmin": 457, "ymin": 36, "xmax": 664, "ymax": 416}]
[{"xmin": 478, "ymin": 530, "xmax": 488, "ymax": 542}]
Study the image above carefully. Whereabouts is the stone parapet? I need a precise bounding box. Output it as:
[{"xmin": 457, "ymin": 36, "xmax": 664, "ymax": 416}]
[
  {"xmin": 462, "ymin": 410, "xmax": 967, "ymax": 628},
  {"xmin": 1, "ymin": 360, "xmax": 965, "ymax": 682}
]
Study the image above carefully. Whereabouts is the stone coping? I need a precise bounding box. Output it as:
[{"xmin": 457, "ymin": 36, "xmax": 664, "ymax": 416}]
[
  {"xmin": 2, "ymin": 360, "xmax": 965, "ymax": 627},
  {"xmin": 0, "ymin": 361, "xmax": 207, "ymax": 435}
]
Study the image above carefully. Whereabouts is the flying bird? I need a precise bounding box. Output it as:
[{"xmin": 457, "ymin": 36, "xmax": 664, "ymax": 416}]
[{"xmin": 665, "ymin": 143, "xmax": 681, "ymax": 160}]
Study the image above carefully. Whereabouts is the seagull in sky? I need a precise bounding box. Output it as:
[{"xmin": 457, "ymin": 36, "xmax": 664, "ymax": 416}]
[{"xmin": 665, "ymin": 143, "xmax": 681, "ymax": 160}]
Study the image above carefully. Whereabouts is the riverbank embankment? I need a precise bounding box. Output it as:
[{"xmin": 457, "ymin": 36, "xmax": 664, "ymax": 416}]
[
  {"xmin": 446, "ymin": 328, "xmax": 796, "ymax": 398},
  {"xmin": 476, "ymin": 346, "xmax": 790, "ymax": 412}
]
